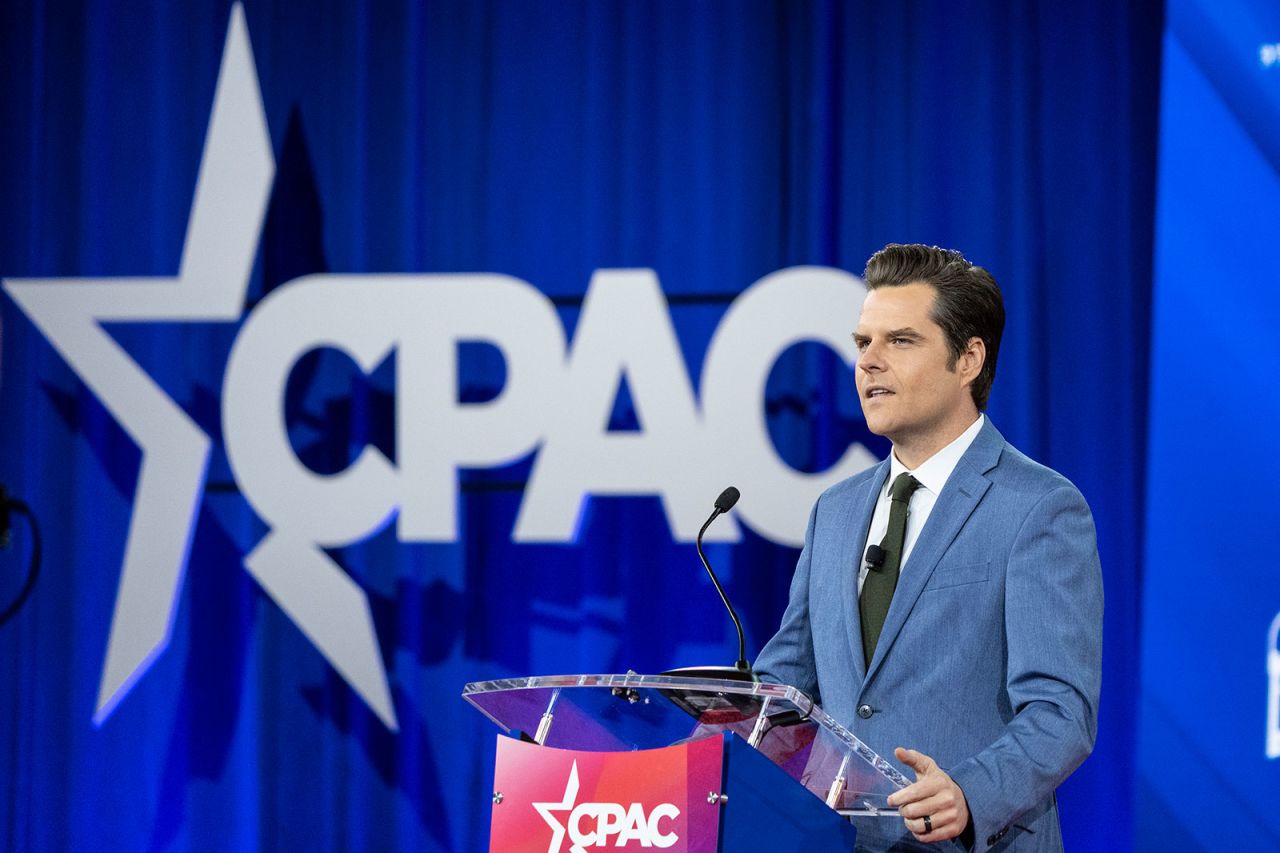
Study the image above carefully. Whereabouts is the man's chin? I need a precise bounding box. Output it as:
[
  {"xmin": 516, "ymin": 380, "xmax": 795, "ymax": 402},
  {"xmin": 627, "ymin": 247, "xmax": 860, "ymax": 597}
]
[{"xmin": 860, "ymin": 413, "xmax": 892, "ymax": 439}]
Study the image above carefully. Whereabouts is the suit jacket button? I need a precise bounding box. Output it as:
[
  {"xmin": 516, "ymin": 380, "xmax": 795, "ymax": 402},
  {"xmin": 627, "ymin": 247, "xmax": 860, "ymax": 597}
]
[
  {"xmin": 986, "ymin": 837, "xmax": 996, "ymax": 847},
  {"xmin": 856, "ymin": 703, "xmax": 873, "ymax": 719}
]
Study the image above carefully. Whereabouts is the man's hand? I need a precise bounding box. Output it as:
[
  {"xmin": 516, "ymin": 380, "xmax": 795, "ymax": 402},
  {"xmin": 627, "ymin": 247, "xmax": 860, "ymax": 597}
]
[{"xmin": 885, "ymin": 747, "xmax": 970, "ymax": 844}]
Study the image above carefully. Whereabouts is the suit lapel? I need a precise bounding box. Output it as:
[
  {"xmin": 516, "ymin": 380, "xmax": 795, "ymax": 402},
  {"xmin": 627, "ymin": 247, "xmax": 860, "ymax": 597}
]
[
  {"xmin": 843, "ymin": 460, "xmax": 890, "ymax": 685},
  {"xmin": 864, "ymin": 421, "xmax": 1005, "ymax": 683}
]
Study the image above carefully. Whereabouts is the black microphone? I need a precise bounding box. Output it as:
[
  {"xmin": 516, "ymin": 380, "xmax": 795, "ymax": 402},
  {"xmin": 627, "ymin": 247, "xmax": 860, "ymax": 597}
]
[
  {"xmin": 694, "ymin": 487, "xmax": 751, "ymax": 675},
  {"xmin": 864, "ymin": 544, "xmax": 886, "ymax": 571},
  {"xmin": 714, "ymin": 486, "xmax": 740, "ymax": 514}
]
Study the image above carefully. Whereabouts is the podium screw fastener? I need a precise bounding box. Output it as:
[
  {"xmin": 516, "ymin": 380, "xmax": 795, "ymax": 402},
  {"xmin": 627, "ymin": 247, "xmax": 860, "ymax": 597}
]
[
  {"xmin": 493, "ymin": 792, "xmax": 504, "ymax": 804},
  {"xmin": 707, "ymin": 792, "xmax": 728, "ymax": 805}
]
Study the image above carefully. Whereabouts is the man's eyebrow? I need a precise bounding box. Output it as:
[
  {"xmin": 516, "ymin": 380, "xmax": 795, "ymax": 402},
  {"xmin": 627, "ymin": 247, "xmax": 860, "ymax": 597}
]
[{"xmin": 852, "ymin": 327, "xmax": 927, "ymax": 342}]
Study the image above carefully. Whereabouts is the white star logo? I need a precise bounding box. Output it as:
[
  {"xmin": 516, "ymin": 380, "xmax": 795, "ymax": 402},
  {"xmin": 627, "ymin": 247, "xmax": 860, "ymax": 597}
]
[
  {"xmin": 1, "ymin": 4, "xmax": 396, "ymax": 729},
  {"xmin": 532, "ymin": 761, "xmax": 580, "ymax": 853}
]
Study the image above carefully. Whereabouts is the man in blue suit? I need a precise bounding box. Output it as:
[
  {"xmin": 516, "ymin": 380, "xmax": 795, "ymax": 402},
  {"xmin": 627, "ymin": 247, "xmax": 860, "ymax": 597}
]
[{"xmin": 754, "ymin": 244, "xmax": 1103, "ymax": 851}]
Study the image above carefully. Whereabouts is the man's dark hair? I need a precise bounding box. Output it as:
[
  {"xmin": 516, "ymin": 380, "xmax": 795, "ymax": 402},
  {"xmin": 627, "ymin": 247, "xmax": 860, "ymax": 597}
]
[{"xmin": 863, "ymin": 243, "xmax": 1005, "ymax": 410}]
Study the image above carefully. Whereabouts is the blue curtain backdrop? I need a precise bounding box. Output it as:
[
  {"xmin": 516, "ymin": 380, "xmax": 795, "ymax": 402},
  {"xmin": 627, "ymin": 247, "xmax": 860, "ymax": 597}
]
[
  {"xmin": 1137, "ymin": 0, "xmax": 1280, "ymax": 849},
  {"xmin": 0, "ymin": 1, "xmax": 1164, "ymax": 850}
]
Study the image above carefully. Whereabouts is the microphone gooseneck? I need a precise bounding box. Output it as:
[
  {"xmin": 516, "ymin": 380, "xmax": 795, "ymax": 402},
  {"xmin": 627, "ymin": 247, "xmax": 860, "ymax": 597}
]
[{"xmin": 696, "ymin": 486, "xmax": 750, "ymax": 673}]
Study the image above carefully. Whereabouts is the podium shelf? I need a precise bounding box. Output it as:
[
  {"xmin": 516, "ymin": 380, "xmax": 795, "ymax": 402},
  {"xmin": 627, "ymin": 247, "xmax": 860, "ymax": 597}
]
[{"xmin": 463, "ymin": 672, "xmax": 908, "ymax": 816}]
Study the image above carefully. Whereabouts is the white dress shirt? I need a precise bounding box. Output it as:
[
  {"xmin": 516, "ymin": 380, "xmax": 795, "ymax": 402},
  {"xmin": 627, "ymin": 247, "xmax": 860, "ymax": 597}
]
[{"xmin": 856, "ymin": 414, "xmax": 986, "ymax": 595}]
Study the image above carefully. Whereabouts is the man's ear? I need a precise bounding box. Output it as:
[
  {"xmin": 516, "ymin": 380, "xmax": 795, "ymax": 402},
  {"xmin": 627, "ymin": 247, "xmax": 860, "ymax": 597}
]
[{"xmin": 958, "ymin": 337, "xmax": 986, "ymax": 385}]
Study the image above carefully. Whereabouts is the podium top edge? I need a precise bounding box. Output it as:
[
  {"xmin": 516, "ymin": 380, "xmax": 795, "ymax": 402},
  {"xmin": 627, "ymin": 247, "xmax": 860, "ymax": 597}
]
[{"xmin": 461, "ymin": 672, "xmax": 797, "ymax": 698}]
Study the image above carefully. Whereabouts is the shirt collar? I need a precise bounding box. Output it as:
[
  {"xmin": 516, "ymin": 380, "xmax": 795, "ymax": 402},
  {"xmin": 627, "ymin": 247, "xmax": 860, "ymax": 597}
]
[{"xmin": 886, "ymin": 414, "xmax": 986, "ymax": 497}]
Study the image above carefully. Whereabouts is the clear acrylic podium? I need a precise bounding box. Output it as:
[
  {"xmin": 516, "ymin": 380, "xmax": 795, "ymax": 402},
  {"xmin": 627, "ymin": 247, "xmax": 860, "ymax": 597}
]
[{"xmin": 464, "ymin": 673, "xmax": 908, "ymax": 849}]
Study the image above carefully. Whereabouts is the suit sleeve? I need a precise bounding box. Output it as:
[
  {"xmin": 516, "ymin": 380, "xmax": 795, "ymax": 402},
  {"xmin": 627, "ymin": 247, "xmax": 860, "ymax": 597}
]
[
  {"xmin": 949, "ymin": 485, "xmax": 1104, "ymax": 849},
  {"xmin": 752, "ymin": 495, "xmax": 822, "ymax": 702}
]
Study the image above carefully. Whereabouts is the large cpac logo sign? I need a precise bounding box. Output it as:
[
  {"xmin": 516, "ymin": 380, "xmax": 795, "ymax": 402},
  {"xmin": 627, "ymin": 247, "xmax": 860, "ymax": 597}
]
[
  {"xmin": 533, "ymin": 763, "xmax": 680, "ymax": 853},
  {"xmin": 1, "ymin": 5, "xmax": 873, "ymax": 731}
]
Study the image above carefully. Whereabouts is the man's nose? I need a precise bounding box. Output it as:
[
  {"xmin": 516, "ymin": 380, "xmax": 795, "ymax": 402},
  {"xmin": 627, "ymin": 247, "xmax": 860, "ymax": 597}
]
[{"xmin": 859, "ymin": 340, "xmax": 885, "ymax": 371}]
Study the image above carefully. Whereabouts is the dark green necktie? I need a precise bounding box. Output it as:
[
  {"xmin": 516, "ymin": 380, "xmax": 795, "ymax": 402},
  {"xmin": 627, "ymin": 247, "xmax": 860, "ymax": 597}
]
[{"xmin": 860, "ymin": 473, "xmax": 922, "ymax": 668}]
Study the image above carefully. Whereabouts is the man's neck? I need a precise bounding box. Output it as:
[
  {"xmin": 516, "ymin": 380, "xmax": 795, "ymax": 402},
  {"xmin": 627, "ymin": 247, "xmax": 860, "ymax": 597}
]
[{"xmin": 891, "ymin": 412, "xmax": 982, "ymax": 470}]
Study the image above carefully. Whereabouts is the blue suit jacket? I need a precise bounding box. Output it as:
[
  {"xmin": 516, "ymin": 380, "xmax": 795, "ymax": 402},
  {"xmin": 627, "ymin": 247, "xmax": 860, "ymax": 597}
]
[{"xmin": 754, "ymin": 419, "xmax": 1103, "ymax": 852}]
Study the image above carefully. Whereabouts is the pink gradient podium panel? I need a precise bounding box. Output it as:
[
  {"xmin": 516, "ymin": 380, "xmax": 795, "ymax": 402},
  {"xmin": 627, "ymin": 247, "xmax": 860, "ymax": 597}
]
[{"xmin": 490, "ymin": 735, "xmax": 723, "ymax": 853}]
